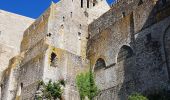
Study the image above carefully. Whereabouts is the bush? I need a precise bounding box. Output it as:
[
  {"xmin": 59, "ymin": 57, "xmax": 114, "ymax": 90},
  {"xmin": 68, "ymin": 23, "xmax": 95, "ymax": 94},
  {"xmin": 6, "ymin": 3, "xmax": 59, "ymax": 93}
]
[
  {"xmin": 76, "ymin": 70, "xmax": 99, "ymax": 100},
  {"xmin": 128, "ymin": 93, "xmax": 148, "ymax": 100},
  {"xmin": 35, "ymin": 79, "xmax": 65, "ymax": 100}
]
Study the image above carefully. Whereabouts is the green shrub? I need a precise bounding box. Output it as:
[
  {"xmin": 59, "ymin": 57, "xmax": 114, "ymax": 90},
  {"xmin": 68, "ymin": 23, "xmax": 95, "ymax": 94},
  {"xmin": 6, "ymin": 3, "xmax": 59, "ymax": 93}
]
[
  {"xmin": 35, "ymin": 79, "xmax": 65, "ymax": 100},
  {"xmin": 76, "ymin": 70, "xmax": 99, "ymax": 100},
  {"xmin": 128, "ymin": 93, "xmax": 148, "ymax": 100}
]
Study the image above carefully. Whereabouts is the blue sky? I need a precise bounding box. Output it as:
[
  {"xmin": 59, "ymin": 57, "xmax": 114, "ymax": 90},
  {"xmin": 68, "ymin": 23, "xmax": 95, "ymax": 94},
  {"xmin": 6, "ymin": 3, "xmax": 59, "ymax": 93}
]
[{"xmin": 0, "ymin": 0, "xmax": 114, "ymax": 19}]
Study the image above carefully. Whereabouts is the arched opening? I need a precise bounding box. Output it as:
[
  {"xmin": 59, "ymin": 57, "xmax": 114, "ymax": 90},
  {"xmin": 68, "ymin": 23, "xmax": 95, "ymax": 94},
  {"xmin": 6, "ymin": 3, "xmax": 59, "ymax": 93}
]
[
  {"xmin": 94, "ymin": 58, "xmax": 106, "ymax": 89},
  {"xmin": 94, "ymin": 58, "xmax": 106, "ymax": 70},
  {"xmin": 50, "ymin": 52, "xmax": 58, "ymax": 67},
  {"xmin": 116, "ymin": 46, "xmax": 134, "ymax": 99},
  {"xmin": 117, "ymin": 45, "xmax": 133, "ymax": 62}
]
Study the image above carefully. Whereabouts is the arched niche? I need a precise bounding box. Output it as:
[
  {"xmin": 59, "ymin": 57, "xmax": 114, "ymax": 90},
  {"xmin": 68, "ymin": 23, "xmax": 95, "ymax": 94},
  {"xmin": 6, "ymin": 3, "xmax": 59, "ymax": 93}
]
[
  {"xmin": 117, "ymin": 45, "xmax": 133, "ymax": 63},
  {"xmin": 94, "ymin": 58, "xmax": 106, "ymax": 71},
  {"xmin": 94, "ymin": 58, "xmax": 106, "ymax": 89}
]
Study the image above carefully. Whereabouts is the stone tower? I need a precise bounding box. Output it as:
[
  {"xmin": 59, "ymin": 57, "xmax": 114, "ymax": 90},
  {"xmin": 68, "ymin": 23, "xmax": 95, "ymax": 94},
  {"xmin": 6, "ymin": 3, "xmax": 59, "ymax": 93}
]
[{"xmin": 1, "ymin": 0, "xmax": 110, "ymax": 99}]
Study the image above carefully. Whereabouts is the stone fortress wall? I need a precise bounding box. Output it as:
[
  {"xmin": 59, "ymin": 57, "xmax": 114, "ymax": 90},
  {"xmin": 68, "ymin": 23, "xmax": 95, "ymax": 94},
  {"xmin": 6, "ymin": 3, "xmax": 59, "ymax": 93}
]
[
  {"xmin": 0, "ymin": 0, "xmax": 170, "ymax": 100},
  {"xmin": 0, "ymin": 10, "xmax": 34, "ymax": 81},
  {"xmin": 0, "ymin": 0, "xmax": 109, "ymax": 99},
  {"xmin": 0, "ymin": 10, "xmax": 34, "ymax": 99},
  {"xmin": 88, "ymin": 0, "xmax": 170, "ymax": 99}
]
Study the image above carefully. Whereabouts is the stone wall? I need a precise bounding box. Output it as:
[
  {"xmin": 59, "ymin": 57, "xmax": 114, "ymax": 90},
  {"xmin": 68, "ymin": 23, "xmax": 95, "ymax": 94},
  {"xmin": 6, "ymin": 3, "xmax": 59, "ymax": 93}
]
[
  {"xmin": 1, "ymin": 55, "xmax": 23, "ymax": 100},
  {"xmin": 17, "ymin": 5, "xmax": 52, "ymax": 99},
  {"xmin": 0, "ymin": 10, "xmax": 34, "ymax": 81},
  {"xmin": 88, "ymin": 0, "xmax": 170, "ymax": 99},
  {"xmin": 2, "ymin": 0, "xmax": 170, "ymax": 100},
  {"xmin": 42, "ymin": 46, "xmax": 89, "ymax": 100},
  {"xmin": 47, "ymin": 0, "xmax": 109, "ymax": 57},
  {"xmin": 19, "ymin": 53, "xmax": 45, "ymax": 99}
]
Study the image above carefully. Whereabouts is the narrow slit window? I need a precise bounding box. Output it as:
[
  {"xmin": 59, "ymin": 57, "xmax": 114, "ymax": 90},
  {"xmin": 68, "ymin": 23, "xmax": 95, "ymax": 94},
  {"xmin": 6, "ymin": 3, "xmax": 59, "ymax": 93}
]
[
  {"xmin": 122, "ymin": 12, "xmax": 125, "ymax": 17},
  {"xmin": 71, "ymin": 12, "xmax": 73, "ymax": 17},
  {"xmin": 93, "ymin": 2, "xmax": 95, "ymax": 6},
  {"xmin": 21, "ymin": 83, "xmax": 23, "ymax": 89},
  {"xmin": 87, "ymin": 0, "xmax": 89, "ymax": 8},
  {"xmin": 81, "ymin": 0, "xmax": 83, "ymax": 8},
  {"xmin": 78, "ymin": 32, "xmax": 81, "ymax": 40},
  {"xmin": 63, "ymin": 16, "xmax": 65, "ymax": 21},
  {"xmin": 80, "ymin": 24, "xmax": 82, "ymax": 29}
]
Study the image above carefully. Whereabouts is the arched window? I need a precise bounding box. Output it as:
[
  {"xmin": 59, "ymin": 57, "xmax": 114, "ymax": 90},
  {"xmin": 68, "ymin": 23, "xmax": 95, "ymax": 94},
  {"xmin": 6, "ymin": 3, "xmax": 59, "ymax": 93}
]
[
  {"xmin": 94, "ymin": 58, "xmax": 106, "ymax": 70},
  {"xmin": 117, "ymin": 45, "xmax": 133, "ymax": 62}
]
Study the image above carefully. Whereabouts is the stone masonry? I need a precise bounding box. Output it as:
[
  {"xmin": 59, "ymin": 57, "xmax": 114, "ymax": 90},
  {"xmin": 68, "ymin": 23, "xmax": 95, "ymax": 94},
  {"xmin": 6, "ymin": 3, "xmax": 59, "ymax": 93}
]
[{"xmin": 0, "ymin": 0, "xmax": 170, "ymax": 100}]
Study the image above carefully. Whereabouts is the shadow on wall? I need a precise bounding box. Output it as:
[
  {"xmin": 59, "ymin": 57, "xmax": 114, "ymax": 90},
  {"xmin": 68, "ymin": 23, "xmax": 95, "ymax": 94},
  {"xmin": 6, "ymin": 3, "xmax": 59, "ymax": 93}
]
[
  {"xmin": 117, "ymin": 45, "xmax": 135, "ymax": 100},
  {"xmin": 118, "ymin": 0, "xmax": 170, "ymax": 99}
]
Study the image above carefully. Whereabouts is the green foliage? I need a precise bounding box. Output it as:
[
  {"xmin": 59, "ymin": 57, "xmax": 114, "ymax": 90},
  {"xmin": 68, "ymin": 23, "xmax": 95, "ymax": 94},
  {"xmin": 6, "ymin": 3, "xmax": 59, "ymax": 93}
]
[
  {"xmin": 76, "ymin": 70, "xmax": 98, "ymax": 100},
  {"xmin": 36, "ymin": 79, "xmax": 65, "ymax": 100},
  {"xmin": 128, "ymin": 93, "xmax": 148, "ymax": 100},
  {"xmin": 89, "ymin": 70, "xmax": 98, "ymax": 100}
]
